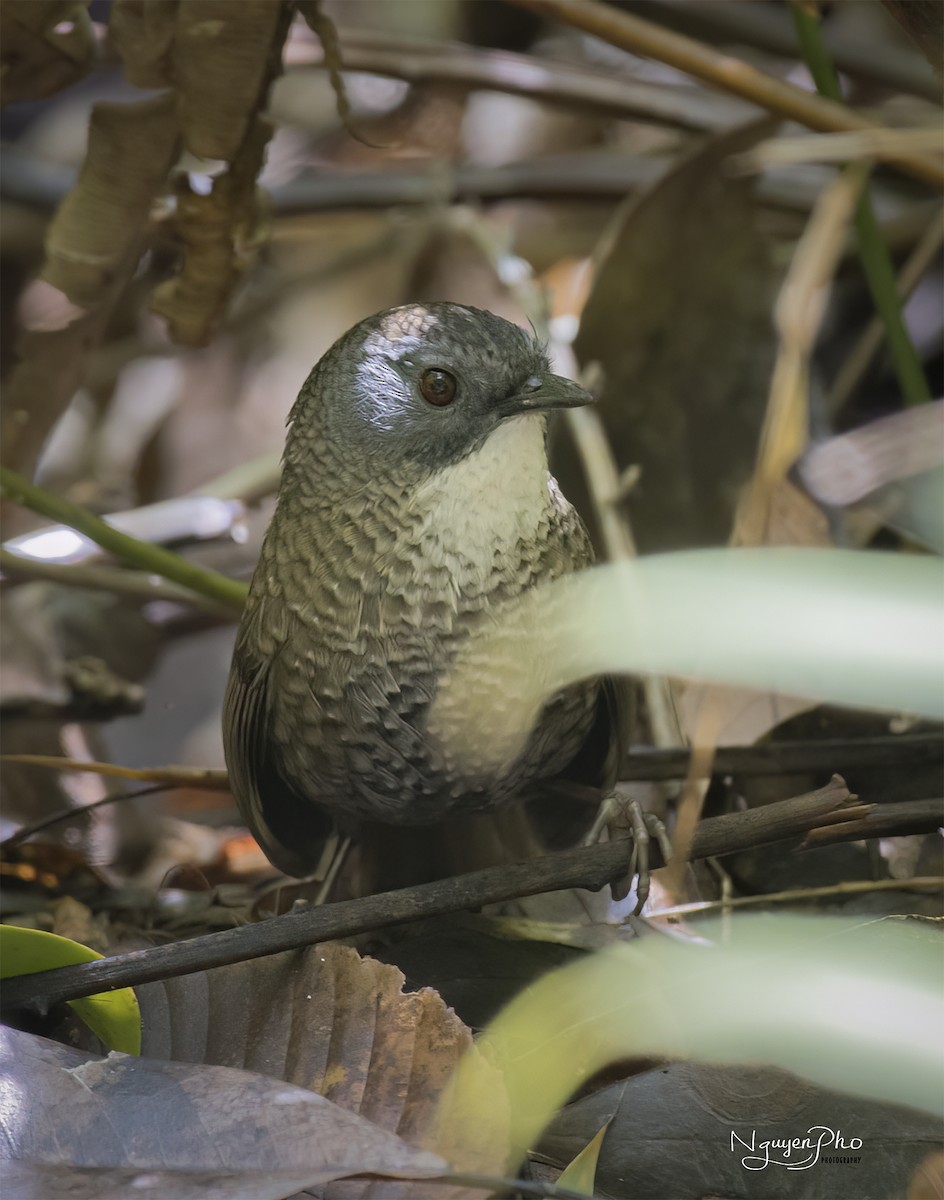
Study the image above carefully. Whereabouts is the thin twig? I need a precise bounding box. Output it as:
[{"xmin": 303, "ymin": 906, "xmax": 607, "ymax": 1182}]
[
  {"xmin": 3, "ymin": 140, "xmax": 929, "ymax": 228},
  {"xmin": 287, "ymin": 26, "xmax": 754, "ymax": 132},
  {"xmin": 734, "ymin": 164, "xmax": 865, "ymax": 545},
  {"xmin": 0, "ymin": 755, "xmax": 229, "ymax": 795},
  {"xmin": 296, "ymin": 1, "xmax": 356, "ymax": 131},
  {"xmin": 0, "ymin": 468, "xmax": 247, "ymax": 612},
  {"xmin": 634, "ymin": 0, "xmax": 941, "ymax": 102},
  {"xmin": 295, "ymin": 1, "xmax": 387, "ymax": 149},
  {"xmin": 735, "ymin": 127, "xmax": 944, "ymax": 173},
  {"xmin": 621, "ymin": 732, "xmax": 943, "ymax": 780},
  {"xmin": 5, "ymin": 493, "xmax": 244, "ymax": 564},
  {"xmin": 564, "ymin": 407, "xmax": 638, "ymax": 560},
  {"xmin": 1, "ymin": 785, "xmax": 172, "ymax": 851},
  {"xmin": 502, "ymin": 0, "xmax": 944, "ymax": 189},
  {"xmin": 5, "ymin": 731, "xmax": 938, "ymax": 794},
  {"xmin": 0, "ymin": 548, "xmax": 236, "ymax": 618},
  {"xmin": 804, "ymin": 798, "xmax": 944, "ymax": 847},
  {"xmin": 652, "ymin": 875, "xmax": 943, "ymax": 919},
  {"xmin": 25, "ymin": 794, "xmax": 942, "ymax": 1009},
  {"xmin": 791, "ymin": 2, "xmax": 932, "ymax": 409}
]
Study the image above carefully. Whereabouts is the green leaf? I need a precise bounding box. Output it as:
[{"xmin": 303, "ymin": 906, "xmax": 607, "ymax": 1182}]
[{"xmin": 0, "ymin": 925, "xmax": 141, "ymax": 1055}]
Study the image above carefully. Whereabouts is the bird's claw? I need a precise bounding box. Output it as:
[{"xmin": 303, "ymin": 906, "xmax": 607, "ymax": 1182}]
[{"xmin": 584, "ymin": 791, "xmax": 671, "ymax": 914}]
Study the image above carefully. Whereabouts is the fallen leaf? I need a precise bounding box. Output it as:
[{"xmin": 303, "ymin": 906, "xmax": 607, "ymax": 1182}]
[
  {"xmin": 0, "ymin": 1027, "xmax": 446, "ymax": 1197},
  {"xmin": 137, "ymin": 942, "xmax": 510, "ymax": 1199},
  {"xmin": 541, "ymin": 1063, "xmax": 943, "ymax": 1199}
]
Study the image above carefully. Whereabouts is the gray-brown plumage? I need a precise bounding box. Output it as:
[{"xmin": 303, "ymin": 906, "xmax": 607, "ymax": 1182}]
[{"xmin": 224, "ymin": 303, "xmax": 624, "ymax": 877}]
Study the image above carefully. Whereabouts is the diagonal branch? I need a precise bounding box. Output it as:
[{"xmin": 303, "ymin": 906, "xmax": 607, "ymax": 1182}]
[
  {"xmin": 11, "ymin": 776, "xmax": 938, "ymax": 1012},
  {"xmin": 0, "ymin": 468, "xmax": 248, "ymax": 611}
]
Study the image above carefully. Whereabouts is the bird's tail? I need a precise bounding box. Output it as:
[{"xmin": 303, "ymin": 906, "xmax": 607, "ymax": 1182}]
[
  {"xmin": 332, "ymin": 805, "xmax": 544, "ymax": 899},
  {"xmin": 330, "ymin": 780, "xmax": 603, "ymax": 899}
]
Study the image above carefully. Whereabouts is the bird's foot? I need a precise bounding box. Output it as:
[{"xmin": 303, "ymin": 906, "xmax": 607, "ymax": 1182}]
[{"xmin": 583, "ymin": 787, "xmax": 671, "ymax": 914}]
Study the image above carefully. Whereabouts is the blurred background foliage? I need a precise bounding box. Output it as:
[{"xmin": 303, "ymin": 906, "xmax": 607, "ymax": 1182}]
[{"xmin": 1, "ymin": 0, "xmax": 940, "ymax": 868}]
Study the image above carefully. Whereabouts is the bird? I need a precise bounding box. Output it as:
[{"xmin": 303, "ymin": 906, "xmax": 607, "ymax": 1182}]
[{"xmin": 223, "ymin": 302, "xmax": 631, "ymax": 889}]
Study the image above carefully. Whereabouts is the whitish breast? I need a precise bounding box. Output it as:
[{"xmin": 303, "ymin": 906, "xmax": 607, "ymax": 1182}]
[{"xmin": 410, "ymin": 413, "xmax": 566, "ymax": 572}]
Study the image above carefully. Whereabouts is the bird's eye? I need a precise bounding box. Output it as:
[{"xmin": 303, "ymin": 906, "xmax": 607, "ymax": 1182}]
[{"xmin": 419, "ymin": 368, "xmax": 458, "ymax": 407}]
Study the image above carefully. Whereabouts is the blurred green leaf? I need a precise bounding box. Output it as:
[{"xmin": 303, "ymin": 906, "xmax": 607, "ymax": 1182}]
[
  {"xmin": 430, "ymin": 548, "xmax": 944, "ymax": 777},
  {"xmin": 438, "ymin": 915, "xmax": 943, "ymax": 1166}
]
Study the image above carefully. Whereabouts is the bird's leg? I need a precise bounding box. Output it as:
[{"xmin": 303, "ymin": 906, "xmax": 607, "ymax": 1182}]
[
  {"xmin": 312, "ymin": 834, "xmax": 352, "ymax": 905},
  {"xmin": 583, "ymin": 784, "xmax": 671, "ymax": 914}
]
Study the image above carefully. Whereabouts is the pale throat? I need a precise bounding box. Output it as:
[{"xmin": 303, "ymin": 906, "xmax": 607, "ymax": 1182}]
[{"xmin": 411, "ymin": 413, "xmax": 567, "ymax": 563}]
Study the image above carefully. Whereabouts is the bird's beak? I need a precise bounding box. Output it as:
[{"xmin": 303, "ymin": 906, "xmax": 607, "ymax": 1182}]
[{"xmin": 497, "ymin": 373, "xmax": 592, "ymax": 418}]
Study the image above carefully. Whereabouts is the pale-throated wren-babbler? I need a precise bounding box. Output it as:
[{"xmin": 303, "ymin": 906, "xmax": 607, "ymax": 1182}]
[{"xmin": 224, "ymin": 303, "xmax": 637, "ymax": 889}]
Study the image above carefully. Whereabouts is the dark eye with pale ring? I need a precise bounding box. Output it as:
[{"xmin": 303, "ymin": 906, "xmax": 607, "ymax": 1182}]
[{"xmin": 419, "ymin": 368, "xmax": 458, "ymax": 407}]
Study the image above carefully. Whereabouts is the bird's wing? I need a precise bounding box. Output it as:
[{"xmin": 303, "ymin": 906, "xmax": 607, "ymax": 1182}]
[
  {"xmin": 560, "ymin": 673, "xmax": 632, "ymax": 792},
  {"xmin": 223, "ymin": 613, "xmax": 331, "ymax": 877},
  {"xmin": 526, "ymin": 673, "xmax": 634, "ymax": 849}
]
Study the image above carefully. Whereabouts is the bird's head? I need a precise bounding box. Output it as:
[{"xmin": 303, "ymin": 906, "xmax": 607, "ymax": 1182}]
[{"xmin": 286, "ymin": 303, "xmax": 591, "ymax": 475}]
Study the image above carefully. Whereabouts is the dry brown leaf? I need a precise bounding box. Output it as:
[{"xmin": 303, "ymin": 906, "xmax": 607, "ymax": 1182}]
[
  {"xmin": 111, "ymin": 2, "xmax": 295, "ymax": 157},
  {"xmin": 908, "ymin": 1150, "xmax": 944, "ymax": 1200},
  {"xmin": 139, "ymin": 942, "xmax": 510, "ymax": 1199},
  {"xmin": 143, "ymin": 3, "xmax": 295, "ymax": 346},
  {"xmin": 2, "ymin": 93, "xmax": 180, "ymax": 475},
  {"xmin": 3, "ymin": 1027, "xmax": 447, "ymax": 1197},
  {"xmin": 111, "ymin": 4, "xmax": 294, "ymax": 347},
  {"xmin": 172, "ymin": 0, "xmax": 293, "ymax": 161},
  {"xmin": 798, "ymin": 401, "xmax": 944, "ymax": 507},
  {"xmin": 668, "ymin": 171, "xmax": 860, "ymax": 836},
  {"xmin": 0, "ymin": 0, "xmax": 96, "ymax": 106},
  {"xmin": 541, "ymin": 1063, "xmax": 943, "ymax": 1199},
  {"xmin": 49, "ymin": 896, "xmax": 111, "ymax": 953},
  {"xmin": 569, "ymin": 118, "xmax": 781, "ymax": 555},
  {"xmin": 108, "ymin": 0, "xmax": 178, "ymax": 89},
  {"xmin": 757, "ymin": 477, "xmax": 832, "ymax": 547},
  {"xmin": 42, "ymin": 93, "xmax": 180, "ymax": 309},
  {"xmin": 150, "ymin": 117, "xmax": 272, "ymax": 347}
]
